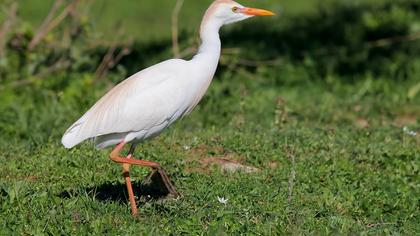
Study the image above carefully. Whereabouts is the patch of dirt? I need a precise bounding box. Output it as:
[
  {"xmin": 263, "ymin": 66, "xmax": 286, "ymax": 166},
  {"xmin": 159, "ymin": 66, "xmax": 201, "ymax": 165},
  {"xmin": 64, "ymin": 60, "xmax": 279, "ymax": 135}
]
[
  {"xmin": 4, "ymin": 175, "xmax": 38, "ymax": 182},
  {"xmin": 267, "ymin": 161, "xmax": 279, "ymax": 169},
  {"xmin": 184, "ymin": 144, "xmax": 260, "ymax": 174},
  {"xmin": 393, "ymin": 114, "xmax": 417, "ymax": 126},
  {"xmin": 25, "ymin": 176, "xmax": 38, "ymax": 182},
  {"xmin": 200, "ymin": 156, "xmax": 261, "ymax": 174},
  {"xmin": 353, "ymin": 105, "xmax": 362, "ymax": 112},
  {"xmin": 354, "ymin": 118, "xmax": 369, "ymax": 129}
]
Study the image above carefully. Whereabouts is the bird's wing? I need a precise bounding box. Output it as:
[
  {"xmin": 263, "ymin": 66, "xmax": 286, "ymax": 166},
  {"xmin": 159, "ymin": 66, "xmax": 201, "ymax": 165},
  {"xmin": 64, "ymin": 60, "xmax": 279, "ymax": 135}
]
[{"xmin": 62, "ymin": 59, "xmax": 188, "ymax": 148}]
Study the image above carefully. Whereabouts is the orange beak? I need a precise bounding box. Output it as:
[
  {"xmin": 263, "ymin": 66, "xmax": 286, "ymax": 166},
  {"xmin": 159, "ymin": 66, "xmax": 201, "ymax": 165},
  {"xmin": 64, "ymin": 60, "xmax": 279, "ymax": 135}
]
[{"xmin": 240, "ymin": 7, "xmax": 275, "ymax": 16}]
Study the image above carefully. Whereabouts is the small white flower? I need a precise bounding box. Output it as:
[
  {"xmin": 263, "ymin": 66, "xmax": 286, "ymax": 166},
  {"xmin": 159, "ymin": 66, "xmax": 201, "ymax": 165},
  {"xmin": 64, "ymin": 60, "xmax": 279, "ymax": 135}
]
[
  {"xmin": 403, "ymin": 126, "xmax": 417, "ymax": 136},
  {"xmin": 217, "ymin": 196, "xmax": 228, "ymax": 204},
  {"xmin": 183, "ymin": 145, "xmax": 190, "ymax": 151}
]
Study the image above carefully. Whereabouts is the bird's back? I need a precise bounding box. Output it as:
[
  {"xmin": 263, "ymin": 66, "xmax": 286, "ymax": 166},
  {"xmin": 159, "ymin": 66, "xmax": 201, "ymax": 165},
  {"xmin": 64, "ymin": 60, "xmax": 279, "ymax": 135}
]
[{"xmin": 62, "ymin": 59, "xmax": 195, "ymax": 149}]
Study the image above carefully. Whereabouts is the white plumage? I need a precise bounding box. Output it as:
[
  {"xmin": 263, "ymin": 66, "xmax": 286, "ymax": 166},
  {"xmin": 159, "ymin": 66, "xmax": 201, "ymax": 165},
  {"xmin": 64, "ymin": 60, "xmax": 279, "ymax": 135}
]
[
  {"xmin": 61, "ymin": 0, "xmax": 274, "ymax": 150},
  {"xmin": 62, "ymin": 59, "xmax": 200, "ymax": 148},
  {"xmin": 61, "ymin": 0, "xmax": 274, "ymax": 216}
]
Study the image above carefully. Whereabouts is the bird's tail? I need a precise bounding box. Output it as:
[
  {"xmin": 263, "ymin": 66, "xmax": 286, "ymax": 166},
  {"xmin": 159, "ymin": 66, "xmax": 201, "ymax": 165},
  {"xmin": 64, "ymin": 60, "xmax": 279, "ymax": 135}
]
[{"xmin": 61, "ymin": 121, "xmax": 87, "ymax": 148}]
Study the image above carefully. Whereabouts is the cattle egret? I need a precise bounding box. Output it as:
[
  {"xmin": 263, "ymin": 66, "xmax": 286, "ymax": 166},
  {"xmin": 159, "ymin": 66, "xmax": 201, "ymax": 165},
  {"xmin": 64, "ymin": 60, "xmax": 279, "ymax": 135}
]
[{"xmin": 62, "ymin": 0, "xmax": 274, "ymax": 215}]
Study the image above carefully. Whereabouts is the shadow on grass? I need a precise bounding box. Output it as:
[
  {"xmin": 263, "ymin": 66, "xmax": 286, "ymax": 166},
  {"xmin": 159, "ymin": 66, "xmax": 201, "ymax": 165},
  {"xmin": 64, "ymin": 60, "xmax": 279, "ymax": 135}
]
[{"xmin": 59, "ymin": 171, "xmax": 173, "ymax": 204}]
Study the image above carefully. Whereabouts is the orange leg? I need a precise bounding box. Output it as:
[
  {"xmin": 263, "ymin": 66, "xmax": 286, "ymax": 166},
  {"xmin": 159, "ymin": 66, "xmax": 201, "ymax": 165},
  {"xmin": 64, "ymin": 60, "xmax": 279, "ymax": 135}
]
[{"xmin": 109, "ymin": 141, "xmax": 179, "ymax": 216}]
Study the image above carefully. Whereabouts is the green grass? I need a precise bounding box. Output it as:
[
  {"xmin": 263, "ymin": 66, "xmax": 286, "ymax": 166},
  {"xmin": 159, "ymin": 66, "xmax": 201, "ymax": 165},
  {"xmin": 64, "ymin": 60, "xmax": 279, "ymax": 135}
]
[
  {"xmin": 1, "ymin": 0, "xmax": 419, "ymax": 234},
  {"xmin": 0, "ymin": 75, "xmax": 419, "ymax": 234}
]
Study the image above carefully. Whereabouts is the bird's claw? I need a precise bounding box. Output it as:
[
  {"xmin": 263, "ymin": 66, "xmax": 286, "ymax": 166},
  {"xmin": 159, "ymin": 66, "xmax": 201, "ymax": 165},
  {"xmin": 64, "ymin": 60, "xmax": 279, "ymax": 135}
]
[{"xmin": 150, "ymin": 167, "xmax": 180, "ymax": 197}]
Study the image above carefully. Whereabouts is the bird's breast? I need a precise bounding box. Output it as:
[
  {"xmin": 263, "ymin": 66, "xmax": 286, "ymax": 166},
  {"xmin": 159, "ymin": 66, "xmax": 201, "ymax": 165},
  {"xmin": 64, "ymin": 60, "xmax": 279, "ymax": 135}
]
[{"xmin": 182, "ymin": 61, "xmax": 218, "ymax": 114}]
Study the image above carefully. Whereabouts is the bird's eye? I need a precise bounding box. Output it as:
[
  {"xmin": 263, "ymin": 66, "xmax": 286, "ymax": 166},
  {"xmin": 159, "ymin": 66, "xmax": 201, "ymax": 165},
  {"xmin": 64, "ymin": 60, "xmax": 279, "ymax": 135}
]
[{"xmin": 232, "ymin": 6, "xmax": 239, "ymax": 13}]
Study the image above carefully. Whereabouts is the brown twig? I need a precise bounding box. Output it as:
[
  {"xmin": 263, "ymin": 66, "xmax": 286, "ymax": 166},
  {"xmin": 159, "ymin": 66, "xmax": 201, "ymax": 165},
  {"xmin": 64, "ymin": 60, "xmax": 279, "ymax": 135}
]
[
  {"xmin": 178, "ymin": 46, "xmax": 197, "ymax": 59},
  {"xmin": 221, "ymin": 47, "xmax": 242, "ymax": 55},
  {"xmin": 94, "ymin": 25, "xmax": 133, "ymax": 81},
  {"xmin": 29, "ymin": 0, "xmax": 80, "ymax": 50},
  {"xmin": 368, "ymin": 32, "xmax": 420, "ymax": 48},
  {"xmin": 94, "ymin": 45, "xmax": 117, "ymax": 81},
  {"xmin": 220, "ymin": 47, "xmax": 281, "ymax": 68},
  {"xmin": 0, "ymin": 2, "xmax": 17, "ymax": 58},
  {"xmin": 111, "ymin": 47, "xmax": 132, "ymax": 67},
  {"xmin": 32, "ymin": 0, "xmax": 64, "ymax": 43},
  {"xmin": 34, "ymin": 58, "xmax": 71, "ymax": 78},
  {"xmin": 171, "ymin": 0, "xmax": 184, "ymax": 58},
  {"xmin": 236, "ymin": 67, "xmax": 263, "ymax": 80},
  {"xmin": 28, "ymin": 0, "xmax": 64, "ymax": 49}
]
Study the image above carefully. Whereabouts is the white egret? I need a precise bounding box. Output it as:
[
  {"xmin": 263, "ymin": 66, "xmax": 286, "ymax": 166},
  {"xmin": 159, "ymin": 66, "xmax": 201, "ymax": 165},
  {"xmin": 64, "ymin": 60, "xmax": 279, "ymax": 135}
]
[{"xmin": 62, "ymin": 0, "xmax": 274, "ymax": 215}]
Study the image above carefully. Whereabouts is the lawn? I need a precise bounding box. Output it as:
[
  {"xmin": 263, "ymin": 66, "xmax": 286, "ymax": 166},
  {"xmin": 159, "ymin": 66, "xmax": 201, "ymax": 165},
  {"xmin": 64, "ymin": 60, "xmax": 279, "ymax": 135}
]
[
  {"xmin": 1, "ymin": 76, "xmax": 418, "ymax": 234},
  {"xmin": 0, "ymin": 0, "xmax": 419, "ymax": 235}
]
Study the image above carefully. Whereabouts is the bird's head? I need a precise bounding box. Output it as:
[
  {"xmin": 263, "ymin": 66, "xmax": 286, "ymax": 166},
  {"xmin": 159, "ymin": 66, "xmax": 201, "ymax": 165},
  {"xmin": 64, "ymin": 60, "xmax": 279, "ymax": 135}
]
[{"xmin": 203, "ymin": 0, "xmax": 275, "ymax": 27}]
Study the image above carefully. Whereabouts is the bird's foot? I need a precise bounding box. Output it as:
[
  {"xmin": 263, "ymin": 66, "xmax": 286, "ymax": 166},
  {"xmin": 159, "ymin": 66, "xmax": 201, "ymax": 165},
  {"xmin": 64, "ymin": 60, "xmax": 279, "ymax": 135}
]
[
  {"xmin": 110, "ymin": 156, "xmax": 179, "ymax": 197},
  {"xmin": 148, "ymin": 167, "xmax": 179, "ymax": 198},
  {"xmin": 109, "ymin": 142, "xmax": 179, "ymax": 215}
]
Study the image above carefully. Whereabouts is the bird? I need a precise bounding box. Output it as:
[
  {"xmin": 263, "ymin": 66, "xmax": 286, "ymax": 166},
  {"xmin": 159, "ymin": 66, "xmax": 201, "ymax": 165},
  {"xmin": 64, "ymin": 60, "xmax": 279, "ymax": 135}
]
[{"xmin": 62, "ymin": 0, "xmax": 274, "ymax": 216}]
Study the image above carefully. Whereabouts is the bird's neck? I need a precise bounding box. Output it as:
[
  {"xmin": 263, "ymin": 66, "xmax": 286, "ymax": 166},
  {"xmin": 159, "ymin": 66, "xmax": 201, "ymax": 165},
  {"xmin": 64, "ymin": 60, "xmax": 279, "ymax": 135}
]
[
  {"xmin": 192, "ymin": 20, "xmax": 222, "ymax": 63},
  {"xmin": 182, "ymin": 18, "xmax": 223, "ymax": 113}
]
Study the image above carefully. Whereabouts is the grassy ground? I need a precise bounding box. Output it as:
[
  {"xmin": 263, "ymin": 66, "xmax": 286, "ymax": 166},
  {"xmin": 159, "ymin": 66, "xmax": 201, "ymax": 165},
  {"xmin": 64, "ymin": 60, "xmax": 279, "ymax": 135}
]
[{"xmin": 0, "ymin": 76, "xmax": 419, "ymax": 234}]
